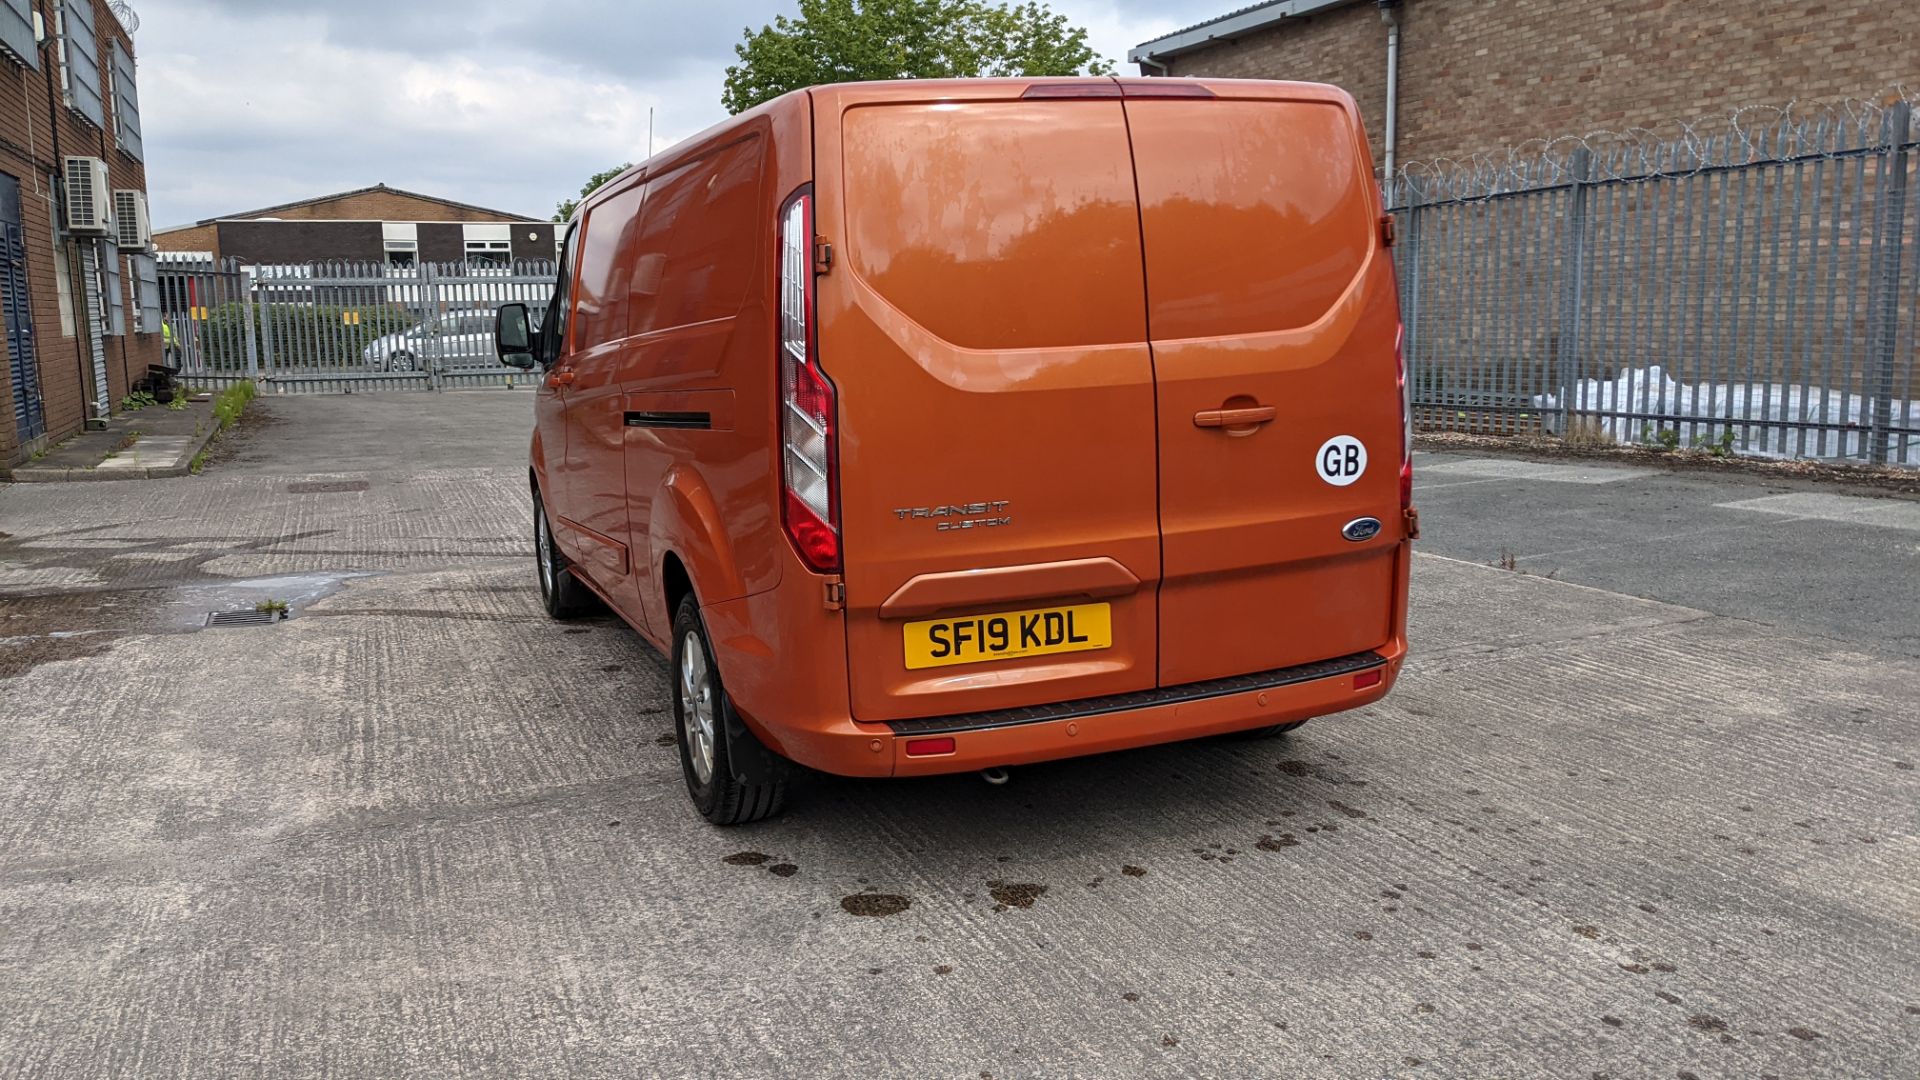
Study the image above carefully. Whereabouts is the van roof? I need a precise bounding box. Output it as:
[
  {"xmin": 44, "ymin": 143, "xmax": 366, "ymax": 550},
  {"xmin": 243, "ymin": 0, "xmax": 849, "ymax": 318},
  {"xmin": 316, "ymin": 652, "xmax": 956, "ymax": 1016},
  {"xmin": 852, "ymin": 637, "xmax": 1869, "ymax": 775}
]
[{"xmin": 570, "ymin": 77, "xmax": 1357, "ymax": 223}]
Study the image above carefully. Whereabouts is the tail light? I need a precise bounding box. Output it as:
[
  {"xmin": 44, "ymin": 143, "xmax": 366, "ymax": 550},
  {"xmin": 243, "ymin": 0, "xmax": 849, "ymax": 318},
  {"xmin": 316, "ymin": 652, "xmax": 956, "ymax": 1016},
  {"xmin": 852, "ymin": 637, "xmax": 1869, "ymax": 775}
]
[
  {"xmin": 1397, "ymin": 324, "xmax": 1412, "ymax": 510},
  {"xmin": 779, "ymin": 187, "xmax": 841, "ymax": 573}
]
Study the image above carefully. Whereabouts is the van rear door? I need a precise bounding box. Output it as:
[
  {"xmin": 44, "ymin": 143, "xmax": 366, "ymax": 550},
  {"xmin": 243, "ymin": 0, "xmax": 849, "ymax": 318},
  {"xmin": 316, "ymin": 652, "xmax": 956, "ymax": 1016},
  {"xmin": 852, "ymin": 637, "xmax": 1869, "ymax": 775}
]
[
  {"xmin": 812, "ymin": 84, "xmax": 1162, "ymax": 723},
  {"xmin": 1124, "ymin": 84, "xmax": 1403, "ymax": 686}
]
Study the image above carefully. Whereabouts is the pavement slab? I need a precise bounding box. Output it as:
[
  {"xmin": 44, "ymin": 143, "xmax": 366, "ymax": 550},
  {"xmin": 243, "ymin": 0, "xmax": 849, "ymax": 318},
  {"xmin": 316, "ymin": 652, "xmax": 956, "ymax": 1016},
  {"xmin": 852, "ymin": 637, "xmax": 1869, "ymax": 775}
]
[{"xmin": 6, "ymin": 397, "xmax": 220, "ymax": 482}]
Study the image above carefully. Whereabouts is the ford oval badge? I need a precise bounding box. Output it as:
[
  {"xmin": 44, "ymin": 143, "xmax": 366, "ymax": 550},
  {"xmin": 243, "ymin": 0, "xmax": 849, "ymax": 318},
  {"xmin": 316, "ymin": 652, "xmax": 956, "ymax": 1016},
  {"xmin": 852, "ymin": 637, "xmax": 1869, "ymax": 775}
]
[{"xmin": 1342, "ymin": 517, "xmax": 1383, "ymax": 542}]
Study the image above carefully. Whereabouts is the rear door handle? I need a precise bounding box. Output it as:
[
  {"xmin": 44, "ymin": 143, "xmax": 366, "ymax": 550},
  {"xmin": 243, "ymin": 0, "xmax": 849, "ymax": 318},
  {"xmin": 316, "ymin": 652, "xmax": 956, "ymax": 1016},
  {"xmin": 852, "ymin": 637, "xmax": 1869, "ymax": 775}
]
[
  {"xmin": 1193, "ymin": 406, "xmax": 1276, "ymax": 429},
  {"xmin": 547, "ymin": 368, "xmax": 575, "ymax": 388}
]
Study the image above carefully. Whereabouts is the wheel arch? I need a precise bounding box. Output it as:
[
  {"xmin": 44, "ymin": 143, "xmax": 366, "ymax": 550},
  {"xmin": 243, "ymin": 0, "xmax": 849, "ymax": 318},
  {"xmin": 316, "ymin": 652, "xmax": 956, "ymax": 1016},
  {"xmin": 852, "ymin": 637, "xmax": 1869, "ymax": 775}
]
[
  {"xmin": 648, "ymin": 464, "xmax": 747, "ymax": 627},
  {"xmin": 663, "ymin": 552, "xmax": 694, "ymax": 623}
]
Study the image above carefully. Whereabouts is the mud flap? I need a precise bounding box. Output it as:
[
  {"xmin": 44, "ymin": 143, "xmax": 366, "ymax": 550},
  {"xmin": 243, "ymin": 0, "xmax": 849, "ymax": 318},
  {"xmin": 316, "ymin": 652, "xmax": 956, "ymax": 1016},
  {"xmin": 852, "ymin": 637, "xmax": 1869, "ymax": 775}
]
[{"xmin": 721, "ymin": 698, "xmax": 784, "ymax": 785}]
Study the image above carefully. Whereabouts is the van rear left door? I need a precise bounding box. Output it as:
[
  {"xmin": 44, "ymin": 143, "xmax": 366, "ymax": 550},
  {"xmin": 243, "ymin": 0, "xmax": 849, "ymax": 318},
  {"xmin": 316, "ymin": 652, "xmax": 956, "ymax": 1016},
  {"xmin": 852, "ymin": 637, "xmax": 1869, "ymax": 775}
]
[{"xmin": 812, "ymin": 83, "xmax": 1162, "ymax": 723}]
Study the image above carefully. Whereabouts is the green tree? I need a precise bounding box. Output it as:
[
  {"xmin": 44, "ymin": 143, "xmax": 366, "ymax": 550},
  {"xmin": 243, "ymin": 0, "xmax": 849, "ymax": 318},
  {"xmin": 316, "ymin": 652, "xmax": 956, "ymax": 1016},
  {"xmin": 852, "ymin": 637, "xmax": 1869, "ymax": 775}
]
[
  {"xmin": 554, "ymin": 164, "xmax": 633, "ymax": 222},
  {"xmin": 722, "ymin": 0, "xmax": 1114, "ymax": 115}
]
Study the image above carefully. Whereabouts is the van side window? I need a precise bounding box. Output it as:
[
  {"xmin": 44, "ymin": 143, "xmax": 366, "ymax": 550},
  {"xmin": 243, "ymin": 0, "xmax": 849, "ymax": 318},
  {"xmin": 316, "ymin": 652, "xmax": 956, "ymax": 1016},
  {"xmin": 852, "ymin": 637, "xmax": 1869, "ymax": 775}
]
[
  {"xmin": 545, "ymin": 222, "xmax": 579, "ymax": 365},
  {"xmin": 572, "ymin": 183, "xmax": 646, "ymax": 351},
  {"xmin": 627, "ymin": 134, "xmax": 763, "ymax": 337}
]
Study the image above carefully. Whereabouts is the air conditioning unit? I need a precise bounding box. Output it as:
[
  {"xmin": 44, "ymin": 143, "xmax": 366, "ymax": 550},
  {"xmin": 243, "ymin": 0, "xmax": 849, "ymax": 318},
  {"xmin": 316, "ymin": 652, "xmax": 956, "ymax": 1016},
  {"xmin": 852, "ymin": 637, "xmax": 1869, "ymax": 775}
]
[
  {"xmin": 112, "ymin": 190, "xmax": 152, "ymax": 249},
  {"xmin": 62, "ymin": 156, "xmax": 113, "ymax": 235}
]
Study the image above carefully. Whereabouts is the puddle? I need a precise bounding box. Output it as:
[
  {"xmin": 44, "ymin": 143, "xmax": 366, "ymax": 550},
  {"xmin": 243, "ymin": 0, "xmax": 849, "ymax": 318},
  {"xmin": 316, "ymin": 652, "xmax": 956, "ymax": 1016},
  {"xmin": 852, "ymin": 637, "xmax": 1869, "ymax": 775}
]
[
  {"xmin": 173, "ymin": 572, "xmax": 379, "ymax": 628},
  {"xmin": 987, "ymin": 881, "xmax": 1048, "ymax": 910},
  {"xmin": 0, "ymin": 570, "xmax": 380, "ymax": 677},
  {"xmin": 841, "ymin": 894, "xmax": 911, "ymax": 917}
]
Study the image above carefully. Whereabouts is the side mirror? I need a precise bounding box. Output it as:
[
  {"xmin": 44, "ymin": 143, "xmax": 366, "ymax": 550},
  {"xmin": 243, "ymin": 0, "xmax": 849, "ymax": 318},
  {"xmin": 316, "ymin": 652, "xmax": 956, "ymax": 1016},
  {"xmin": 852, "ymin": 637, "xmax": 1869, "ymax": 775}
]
[{"xmin": 495, "ymin": 303, "xmax": 537, "ymax": 369}]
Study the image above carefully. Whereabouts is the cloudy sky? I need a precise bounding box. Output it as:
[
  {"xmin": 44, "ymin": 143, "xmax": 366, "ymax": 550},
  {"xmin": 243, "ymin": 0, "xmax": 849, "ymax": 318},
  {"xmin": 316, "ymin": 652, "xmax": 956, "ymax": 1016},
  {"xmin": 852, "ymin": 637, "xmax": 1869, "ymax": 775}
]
[{"xmin": 133, "ymin": 0, "xmax": 1230, "ymax": 228}]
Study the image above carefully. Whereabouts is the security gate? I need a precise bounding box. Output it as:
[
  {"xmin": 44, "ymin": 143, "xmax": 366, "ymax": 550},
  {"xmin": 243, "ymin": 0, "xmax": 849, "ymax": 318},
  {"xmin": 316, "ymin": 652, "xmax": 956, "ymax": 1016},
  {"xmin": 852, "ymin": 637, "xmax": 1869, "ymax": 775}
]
[
  {"xmin": 157, "ymin": 258, "xmax": 557, "ymax": 394},
  {"xmin": 0, "ymin": 172, "xmax": 43, "ymax": 443}
]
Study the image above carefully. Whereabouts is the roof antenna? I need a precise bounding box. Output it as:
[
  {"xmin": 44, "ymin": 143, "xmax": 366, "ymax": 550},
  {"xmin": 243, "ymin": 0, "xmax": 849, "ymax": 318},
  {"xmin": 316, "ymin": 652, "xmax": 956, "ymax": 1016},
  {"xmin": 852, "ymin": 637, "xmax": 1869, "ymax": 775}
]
[{"xmin": 648, "ymin": 106, "xmax": 654, "ymax": 159}]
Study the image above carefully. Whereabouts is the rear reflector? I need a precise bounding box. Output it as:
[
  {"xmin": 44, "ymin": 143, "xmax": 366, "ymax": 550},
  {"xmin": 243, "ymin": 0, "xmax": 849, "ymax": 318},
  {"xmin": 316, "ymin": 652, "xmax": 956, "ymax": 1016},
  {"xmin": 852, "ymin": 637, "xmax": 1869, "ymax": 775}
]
[
  {"xmin": 904, "ymin": 737, "xmax": 957, "ymax": 757},
  {"xmin": 1354, "ymin": 669, "xmax": 1384, "ymax": 691}
]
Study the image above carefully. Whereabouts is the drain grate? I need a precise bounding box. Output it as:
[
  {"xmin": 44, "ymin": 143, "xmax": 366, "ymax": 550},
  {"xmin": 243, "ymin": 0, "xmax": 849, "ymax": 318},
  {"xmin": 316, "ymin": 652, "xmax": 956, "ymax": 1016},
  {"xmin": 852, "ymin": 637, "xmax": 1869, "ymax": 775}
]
[
  {"xmin": 286, "ymin": 480, "xmax": 370, "ymax": 494},
  {"xmin": 205, "ymin": 609, "xmax": 285, "ymax": 628}
]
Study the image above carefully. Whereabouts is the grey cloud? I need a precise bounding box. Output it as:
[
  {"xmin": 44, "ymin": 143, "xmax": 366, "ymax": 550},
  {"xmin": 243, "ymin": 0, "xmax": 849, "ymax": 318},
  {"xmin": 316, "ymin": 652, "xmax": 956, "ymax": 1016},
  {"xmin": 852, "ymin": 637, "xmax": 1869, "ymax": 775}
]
[{"xmin": 133, "ymin": 0, "xmax": 1239, "ymax": 225}]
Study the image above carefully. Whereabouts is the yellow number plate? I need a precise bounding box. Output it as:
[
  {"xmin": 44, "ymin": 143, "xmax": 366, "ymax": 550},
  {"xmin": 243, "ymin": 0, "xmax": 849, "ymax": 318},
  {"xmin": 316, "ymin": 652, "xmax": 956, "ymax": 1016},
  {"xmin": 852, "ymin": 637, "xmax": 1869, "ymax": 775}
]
[{"xmin": 903, "ymin": 602, "xmax": 1112, "ymax": 670}]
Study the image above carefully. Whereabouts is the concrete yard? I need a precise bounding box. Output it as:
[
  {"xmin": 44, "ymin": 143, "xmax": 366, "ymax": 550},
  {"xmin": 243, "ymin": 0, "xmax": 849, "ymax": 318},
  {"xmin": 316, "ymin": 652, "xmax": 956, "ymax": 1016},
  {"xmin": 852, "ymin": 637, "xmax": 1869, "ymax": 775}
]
[{"xmin": 1, "ymin": 392, "xmax": 1915, "ymax": 1078}]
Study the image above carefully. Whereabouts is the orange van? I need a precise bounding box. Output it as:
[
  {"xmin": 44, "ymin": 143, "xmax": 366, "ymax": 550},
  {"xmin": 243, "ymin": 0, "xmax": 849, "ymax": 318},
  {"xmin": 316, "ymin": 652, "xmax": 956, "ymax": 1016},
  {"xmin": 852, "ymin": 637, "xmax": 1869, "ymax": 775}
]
[{"xmin": 494, "ymin": 76, "xmax": 1415, "ymax": 824}]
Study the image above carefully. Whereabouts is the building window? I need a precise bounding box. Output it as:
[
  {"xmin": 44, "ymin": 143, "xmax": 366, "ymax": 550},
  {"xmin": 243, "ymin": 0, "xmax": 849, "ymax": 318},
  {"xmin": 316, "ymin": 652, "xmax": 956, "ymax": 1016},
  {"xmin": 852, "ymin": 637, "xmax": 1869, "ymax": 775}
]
[
  {"xmin": 110, "ymin": 39, "xmax": 141, "ymax": 161},
  {"xmin": 465, "ymin": 239, "xmax": 511, "ymax": 269},
  {"xmin": 97, "ymin": 240, "xmax": 125, "ymax": 336},
  {"xmin": 0, "ymin": 0, "xmax": 39, "ymax": 70},
  {"xmin": 462, "ymin": 222, "xmax": 513, "ymax": 269},
  {"xmin": 131, "ymin": 252, "xmax": 161, "ymax": 334},
  {"xmin": 49, "ymin": 202, "xmax": 76, "ymax": 338},
  {"xmin": 381, "ymin": 222, "xmax": 418, "ymax": 270},
  {"xmin": 59, "ymin": 0, "xmax": 106, "ymax": 130}
]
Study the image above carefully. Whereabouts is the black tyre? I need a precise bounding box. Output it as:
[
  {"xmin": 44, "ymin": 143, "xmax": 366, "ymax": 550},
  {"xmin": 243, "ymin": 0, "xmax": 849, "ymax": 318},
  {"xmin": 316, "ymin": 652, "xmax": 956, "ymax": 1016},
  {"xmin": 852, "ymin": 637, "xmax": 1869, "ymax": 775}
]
[
  {"xmin": 1231, "ymin": 718, "xmax": 1313, "ymax": 740},
  {"xmin": 388, "ymin": 350, "xmax": 416, "ymax": 372},
  {"xmin": 533, "ymin": 490, "xmax": 599, "ymax": 619},
  {"xmin": 671, "ymin": 594, "xmax": 789, "ymax": 826}
]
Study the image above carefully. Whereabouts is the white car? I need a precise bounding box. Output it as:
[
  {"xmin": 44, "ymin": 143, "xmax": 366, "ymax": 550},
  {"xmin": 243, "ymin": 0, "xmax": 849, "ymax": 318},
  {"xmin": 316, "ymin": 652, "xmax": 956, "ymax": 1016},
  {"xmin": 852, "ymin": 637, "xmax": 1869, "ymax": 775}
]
[{"xmin": 362, "ymin": 309, "xmax": 501, "ymax": 372}]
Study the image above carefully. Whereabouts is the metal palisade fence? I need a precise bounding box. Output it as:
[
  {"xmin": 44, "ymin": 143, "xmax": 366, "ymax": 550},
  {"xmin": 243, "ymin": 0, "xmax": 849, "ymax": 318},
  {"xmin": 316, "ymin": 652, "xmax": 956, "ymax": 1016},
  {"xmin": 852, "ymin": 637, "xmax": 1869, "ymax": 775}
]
[
  {"xmin": 156, "ymin": 258, "xmax": 557, "ymax": 393},
  {"xmin": 1388, "ymin": 95, "xmax": 1920, "ymax": 468}
]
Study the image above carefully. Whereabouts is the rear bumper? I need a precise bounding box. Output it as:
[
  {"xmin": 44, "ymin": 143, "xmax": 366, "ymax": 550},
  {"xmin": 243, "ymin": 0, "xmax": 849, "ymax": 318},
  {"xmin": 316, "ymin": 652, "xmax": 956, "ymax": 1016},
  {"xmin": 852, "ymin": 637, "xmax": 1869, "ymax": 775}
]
[
  {"xmin": 879, "ymin": 644, "xmax": 1401, "ymax": 776},
  {"xmin": 717, "ymin": 628, "xmax": 1402, "ymax": 778},
  {"xmin": 703, "ymin": 540, "xmax": 1412, "ymax": 779}
]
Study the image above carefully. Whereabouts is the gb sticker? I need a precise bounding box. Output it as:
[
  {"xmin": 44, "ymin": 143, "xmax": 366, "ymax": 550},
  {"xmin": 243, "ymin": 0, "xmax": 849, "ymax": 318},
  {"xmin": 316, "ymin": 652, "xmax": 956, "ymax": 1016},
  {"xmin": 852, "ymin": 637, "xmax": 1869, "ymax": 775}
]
[{"xmin": 1315, "ymin": 435, "xmax": 1367, "ymax": 486}]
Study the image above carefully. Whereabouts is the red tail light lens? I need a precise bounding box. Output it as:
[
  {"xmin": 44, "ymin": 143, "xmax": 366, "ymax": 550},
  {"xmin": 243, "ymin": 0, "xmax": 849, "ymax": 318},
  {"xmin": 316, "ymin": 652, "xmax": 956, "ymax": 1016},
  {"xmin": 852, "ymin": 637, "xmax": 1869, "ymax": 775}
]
[
  {"xmin": 779, "ymin": 188, "xmax": 840, "ymax": 573},
  {"xmin": 1397, "ymin": 324, "xmax": 1412, "ymax": 510}
]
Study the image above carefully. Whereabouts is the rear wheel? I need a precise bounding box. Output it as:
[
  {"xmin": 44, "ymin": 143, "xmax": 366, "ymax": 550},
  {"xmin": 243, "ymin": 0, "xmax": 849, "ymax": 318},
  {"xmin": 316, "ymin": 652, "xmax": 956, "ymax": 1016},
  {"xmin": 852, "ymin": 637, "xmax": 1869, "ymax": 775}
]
[
  {"xmin": 533, "ymin": 490, "xmax": 597, "ymax": 619},
  {"xmin": 672, "ymin": 595, "xmax": 788, "ymax": 826},
  {"xmin": 1232, "ymin": 718, "xmax": 1313, "ymax": 740},
  {"xmin": 387, "ymin": 350, "xmax": 416, "ymax": 372}
]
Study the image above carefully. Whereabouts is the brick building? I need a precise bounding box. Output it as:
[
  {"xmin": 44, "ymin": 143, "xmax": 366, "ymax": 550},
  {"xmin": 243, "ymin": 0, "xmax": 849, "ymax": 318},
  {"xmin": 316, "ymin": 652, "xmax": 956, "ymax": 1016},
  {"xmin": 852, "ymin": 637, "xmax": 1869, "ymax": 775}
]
[
  {"xmin": 2, "ymin": 0, "xmax": 164, "ymax": 468},
  {"xmin": 1131, "ymin": 0, "xmax": 1920, "ymax": 180},
  {"xmin": 153, "ymin": 184, "xmax": 557, "ymax": 269}
]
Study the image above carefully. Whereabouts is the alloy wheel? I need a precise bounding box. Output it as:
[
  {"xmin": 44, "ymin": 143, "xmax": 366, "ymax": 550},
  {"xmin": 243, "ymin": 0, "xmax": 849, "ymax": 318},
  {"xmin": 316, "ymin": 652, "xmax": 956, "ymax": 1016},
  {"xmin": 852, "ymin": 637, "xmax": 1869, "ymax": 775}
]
[
  {"xmin": 680, "ymin": 631, "xmax": 717, "ymax": 786},
  {"xmin": 535, "ymin": 505, "xmax": 554, "ymax": 595}
]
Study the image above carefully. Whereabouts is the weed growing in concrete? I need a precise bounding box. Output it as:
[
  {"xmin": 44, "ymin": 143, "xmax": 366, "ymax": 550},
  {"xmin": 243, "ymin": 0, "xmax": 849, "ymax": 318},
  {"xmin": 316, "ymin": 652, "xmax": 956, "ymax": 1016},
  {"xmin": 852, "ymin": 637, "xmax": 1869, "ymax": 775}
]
[
  {"xmin": 254, "ymin": 598, "xmax": 290, "ymax": 617},
  {"xmin": 1564, "ymin": 417, "xmax": 1616, "ymax": 447},
  {"xmin": 213, "ymin": 382, "xmax": 257, "ymax": 432}
]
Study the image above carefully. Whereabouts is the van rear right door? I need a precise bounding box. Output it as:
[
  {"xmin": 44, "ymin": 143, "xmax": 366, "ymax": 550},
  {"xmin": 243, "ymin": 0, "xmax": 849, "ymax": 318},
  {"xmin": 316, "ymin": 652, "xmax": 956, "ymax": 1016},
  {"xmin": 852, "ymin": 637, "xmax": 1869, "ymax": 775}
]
[
  {"xmin": 1125, "ymin": 83, "xmax": 1403, "ymax": 687},
  {"xmin": 812, "ymin": 83, "xmax": 1163, "ymax": 723}
]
